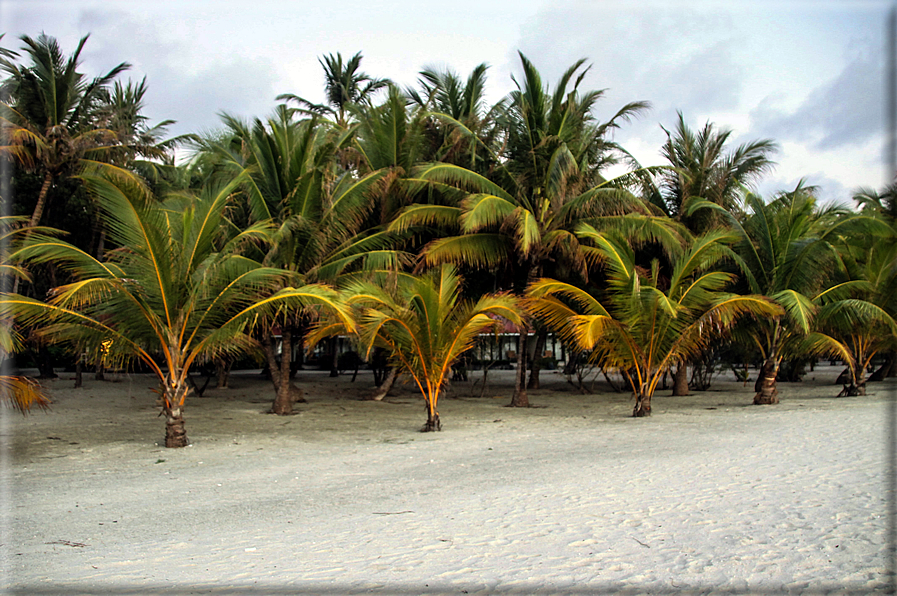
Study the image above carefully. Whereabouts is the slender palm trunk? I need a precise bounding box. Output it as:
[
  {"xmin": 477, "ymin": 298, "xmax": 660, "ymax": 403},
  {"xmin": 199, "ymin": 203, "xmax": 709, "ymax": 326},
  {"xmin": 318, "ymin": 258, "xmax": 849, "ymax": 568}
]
[
  {"xmin": 526, "ymin": 329, "xmax": 547, "ymax": 390},
  {"xmin": 216, "ymin": 360, "xmax": 230, "ymax": 389},
  {"xmin": 423, "ymin": 395, "xmax": 441, "ymax": 432},
  {"xmin": 329, "ymin": 337, "xmax": 339, "ymax": 377},
  {"xmin": 163, "ymin": 377, "xmax": 190, "ymax": 447},
  {"xmin": 366, "ymin": 368, "xmax": 397, "ymax": 401},
  {"xmin": 271, "ymin": 328, "xmax": 304, "ymax": 414},
  {"xmin": 12, "ymin": 171, "xmax": 55, "ymax": 295},
  {"xmin": 509, "ymin": 333, "xmax": 529, "ymax": 407},
  {"xmin": 29, "ymin": 171, "xmax": 54, "ymax": 228},
  {"xmin": 753, "ymin": 358, "xmax": 780, "ymax": 404}
]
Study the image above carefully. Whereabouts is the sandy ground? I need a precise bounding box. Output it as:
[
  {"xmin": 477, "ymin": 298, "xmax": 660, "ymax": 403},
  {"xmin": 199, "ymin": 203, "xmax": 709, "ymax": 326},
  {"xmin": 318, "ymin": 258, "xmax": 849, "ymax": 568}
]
[{"xmin": 1, "ymin": 364, "xmax": 895, "ymax": 595}]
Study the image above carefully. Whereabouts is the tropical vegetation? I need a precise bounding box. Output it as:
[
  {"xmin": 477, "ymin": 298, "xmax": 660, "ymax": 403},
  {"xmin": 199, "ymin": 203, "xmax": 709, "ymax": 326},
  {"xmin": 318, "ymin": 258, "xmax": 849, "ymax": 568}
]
[{"xmin": 2, "ymin": 33, "xmax": 895, "ymax": 446}]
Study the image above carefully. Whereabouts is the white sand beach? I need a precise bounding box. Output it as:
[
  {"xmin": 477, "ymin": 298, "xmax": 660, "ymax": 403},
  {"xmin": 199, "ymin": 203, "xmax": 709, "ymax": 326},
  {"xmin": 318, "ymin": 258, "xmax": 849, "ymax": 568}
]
[{"xmin": 2, "ymin": 364, "xmax": 894, "ymax": 595}]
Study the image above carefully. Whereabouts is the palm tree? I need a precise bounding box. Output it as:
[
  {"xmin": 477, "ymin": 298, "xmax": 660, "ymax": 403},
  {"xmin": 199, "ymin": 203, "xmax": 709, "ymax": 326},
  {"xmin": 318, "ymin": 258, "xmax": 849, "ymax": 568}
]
[
  {"xmin": 349, "ymin": 85, "xmax": 432, "ymax": 227},
  {"xmin": 348, "ymin": 265, "xmax": 522, "ymax": 431},
  {"xmin": 811, "ymin": 293, "xmax": 897, "ymax": 396},
  {"xmin": 3, "ymin": 172, "xmax": 354, "ymax": 446},
  {"xmin": 528, "ymin": 227, "xmax": 781, "ymax": 416},
  {"xmin": 651, "ymin": 112, "xmax": 777, "ymax": 395},
  {"xmin": 392, "ymin": 53, "xmax": 651, "ymax": 406},
  {"xmin": 812, "ymin": 199, "xmax": 897, "ymax": 394},
  {"xmin": 688, "ymin": 183, "xmax": 887, "ymax": 403},
  {"xmin": 277, "ymin": 51, "xmax": 389, "ymax": 130},
  {"xmin": 0, "ymin": 34, "xmax": 130, "ymax": 229},
  {"xmin": 654, "ymin": 111, "xmax": 777, "ymax": 227},
  {"xmin": 409, "ymin": 63, "xmax": 504, "ymax": 171},
  {"xmin": 194, "ymin": 106, "xmax": 404, "ymax": 413}
]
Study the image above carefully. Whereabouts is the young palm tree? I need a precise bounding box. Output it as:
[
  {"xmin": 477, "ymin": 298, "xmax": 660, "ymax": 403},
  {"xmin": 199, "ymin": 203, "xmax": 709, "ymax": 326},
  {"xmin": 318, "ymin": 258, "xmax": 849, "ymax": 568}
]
[
  {"xmin": 810, "ymin": 294, "xmax": 897, "ymax": 396},
  {"xmin": 688, "ymin": 183, "xmax": 887, "ymax": 403},
  {"xmin": 811, "ymin": 207, "xmax": 897, "ymax": 395},
  {"xmin": 348, "ymin": 265, "xmax": 522, "ymax": 431},
  {"xmin": 528, "ymin": 227, "xmax": 781, "ymax": 416},
  {"xmin": 392, "ymin": 53, "xmax": 650, "ymax": 406},
  {"xmin": 3, "ymin": 173, "xmax": 354, "ymax": 446}
]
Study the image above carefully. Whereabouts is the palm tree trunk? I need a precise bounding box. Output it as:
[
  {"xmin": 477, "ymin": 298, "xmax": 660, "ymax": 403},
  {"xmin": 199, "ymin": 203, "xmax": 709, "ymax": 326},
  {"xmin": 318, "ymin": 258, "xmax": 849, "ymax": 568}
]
[
  {"xmin": 672, "ymin": 362, "xmax": 689, "ymax": 396},
  {"xmin": 264, "ymin": 333, "xmax": 281, "ymax": 390},
  {"xmin": 216, "ymin": 360, "xmax": 230, "ymax": 389},
  {"xmin": 366, "ymin": 367, "xmax": 397, "ymax": 401},
  {"xmin": 165, "ymin": 405, "xmax": 188, "ymax": 447},
  {"xmin": 271, "ymin": 328, "xmax": 305, "ymax": 414},
  {"xmin": 329, "ymin": 337, "xmax": 339, "ymax": 377},
  {"xmin": 422, "ymin": 397, "xmax": 441, "ymax": 432},
  {"xmin": 509, "ymin": 333, "xmax": 529, "ymax": 407},
  {"xmin": 526, "ymin": 329, "xmax": 547, "ymax": 390},
  {"xmin": 753, "ymin": 358, "xmax": 780, "ymax": 404},
  {"xmin": 74, "ymin": 356, "xmax": 83, "ymax": 388},
  {"xmin": 633, "ymin": 390, "xmax": 652, "ymax": 417},
  {"xmin": 11, "ymin": 170, "xmax": 55, "ymax": 295},
  {"xmin": 869, "ymin": 351, "xmax": 895, "ymax": 381},
  {"xmin": 29, "ymin": 171, "xmax": 54, "ymax": 228}
]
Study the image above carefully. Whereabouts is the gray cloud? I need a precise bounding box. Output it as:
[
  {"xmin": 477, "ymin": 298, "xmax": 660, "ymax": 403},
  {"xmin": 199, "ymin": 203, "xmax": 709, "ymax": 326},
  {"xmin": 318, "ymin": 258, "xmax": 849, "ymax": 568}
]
[
  {"xmin": 514, "ymin": 5, "xmax": 745, "ymax": 137},
  {"xmin": 11, "ymin": 6, "xmax": 280, "ymax": 138},
  {"xmin": 749, "ymin": 48, "xmax": 883, "ymax": 151},
  {"xmin": 756, "ymin": 172, "xmax": 851, "ymax": 208}
]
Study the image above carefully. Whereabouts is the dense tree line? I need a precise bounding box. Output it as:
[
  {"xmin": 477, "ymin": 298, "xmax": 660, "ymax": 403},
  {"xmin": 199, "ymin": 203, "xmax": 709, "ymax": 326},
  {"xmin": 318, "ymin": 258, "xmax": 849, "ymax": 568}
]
[{"xmin": 2, "ymin": 35, "xmax": 895, "ymax": 446}]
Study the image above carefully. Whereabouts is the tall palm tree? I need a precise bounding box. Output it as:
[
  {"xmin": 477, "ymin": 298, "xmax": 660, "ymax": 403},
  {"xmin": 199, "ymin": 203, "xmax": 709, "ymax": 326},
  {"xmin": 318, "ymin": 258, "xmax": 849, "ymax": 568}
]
[
  {"xmin": 3, "ymin": 172, "xmax": 354, "ymax": 446},
  {"xmin": 277, "ymin": 51, "xmax": 389, "ymax": 130},
  {"xmin": 654, "ymin": 111, "xmax": 777, "ymax": 227},
  {"xmin": 392, "ymin": 53, "xmax": 651, "ymax": 405},
  {"xmin": 0, "ymin": 34, "xmax": 130, "ymax": 228},
  {"xmin": 349, "ymin": 85, "xmax": 432, "ymax": 227},
  {"xmin": 194, "ymin": 106, "xmax": 405, "ymax": 413},
  {"xmin": 651, "ymin": 112, "xmax": 777, "ymax": 395},
  {"xmin": 528, "ymin": 227, "xmax": 781, "ymax": 416},
  {"xmin": 348, "ymin": 265, "xmax": 522, "ymax": 431},
  {"xmin": 409, "ymin": 63, "xmax": 505, "ymax": 171}
]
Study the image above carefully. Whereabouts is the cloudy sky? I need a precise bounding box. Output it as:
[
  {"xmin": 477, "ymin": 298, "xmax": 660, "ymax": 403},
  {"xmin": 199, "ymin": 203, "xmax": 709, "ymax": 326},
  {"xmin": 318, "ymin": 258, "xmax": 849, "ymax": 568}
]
[{"xmin": 4, "ymin": 0, "xmax": 892, "ymax": 205}]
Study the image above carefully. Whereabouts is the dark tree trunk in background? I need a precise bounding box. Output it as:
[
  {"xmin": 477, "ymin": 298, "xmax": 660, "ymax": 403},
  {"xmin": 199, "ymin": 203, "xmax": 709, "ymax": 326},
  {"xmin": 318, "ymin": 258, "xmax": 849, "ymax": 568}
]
[
  {"xmin": 509, "ymin": 333, "xmax": 529, "ymax": 407},
  {"xmin": 869, "ymin": 351, "xmax": 895, "ymax": 381},
  {"xmin": 74, "ymin": 357, "xmax": 83, "ymax": 388},
  {"xmin": 216, "ymin": 360, "xmax": 230, "ymax": 389},
  {"xmin": 37, "ymin": 346, "xmax": 56, "ymax": 379},
  {"xmin": 526, "ymin": 329, "xmax": 547, "ymax": 390},
  {"xmin": 329, "ymin": 337, "xmax": 339, "ymax": 377},
  {"xmin": 672, "ymin": 362, "xmax": 689, "ymax": 396}
]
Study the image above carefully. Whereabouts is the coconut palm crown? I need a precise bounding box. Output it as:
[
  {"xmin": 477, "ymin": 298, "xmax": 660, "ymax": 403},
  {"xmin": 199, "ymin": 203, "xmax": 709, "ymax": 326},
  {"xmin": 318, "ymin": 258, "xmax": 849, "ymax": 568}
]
[{"xmin": 528, "ymin": 226, "xmax": 782, "ymax": 416}]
